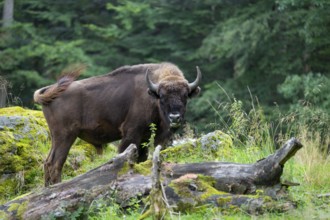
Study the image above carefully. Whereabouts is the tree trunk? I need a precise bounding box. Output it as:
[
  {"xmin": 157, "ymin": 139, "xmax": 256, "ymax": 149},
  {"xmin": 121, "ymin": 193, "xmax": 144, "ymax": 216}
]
[
  {"xmin": 0, "ymin": 138, "xmax": 302, "ymax": 219},
  {"xmin": 2, "ymin": 0, "xmax": 14, "ymax": 27},
  {"xmin": 0, "ymin": 77, "xmax": 8, "ymax": 108}
]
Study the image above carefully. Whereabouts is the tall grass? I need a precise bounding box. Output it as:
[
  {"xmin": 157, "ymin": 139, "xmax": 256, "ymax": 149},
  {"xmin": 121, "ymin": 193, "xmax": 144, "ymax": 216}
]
[
  {"xmin": 223, "ymin": 97, "xmax": 329, "ymax": 183},
  {"xmin": 294, "ymin": 127, "xmax": 330, "ymax": 189},
  {"xmin": 207, "ymin": 97, "xmax": 278, "ymax": 162},
  {"xmin": 186, "ymin": 95, "xmax": 330, "ymax": 219}
]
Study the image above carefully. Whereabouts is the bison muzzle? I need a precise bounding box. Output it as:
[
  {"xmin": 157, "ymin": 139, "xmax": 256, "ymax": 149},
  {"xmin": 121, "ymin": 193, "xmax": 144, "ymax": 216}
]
[{"xmin": 34, "ymin": 62, "xmax": 201, "ymax": 186}]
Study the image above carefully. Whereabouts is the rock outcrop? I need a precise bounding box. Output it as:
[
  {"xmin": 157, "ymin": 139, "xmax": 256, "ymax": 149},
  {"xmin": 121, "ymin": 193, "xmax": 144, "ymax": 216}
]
[{"xmin": 0, "ymin": 107, "xmax": 98, "ymax": 201}]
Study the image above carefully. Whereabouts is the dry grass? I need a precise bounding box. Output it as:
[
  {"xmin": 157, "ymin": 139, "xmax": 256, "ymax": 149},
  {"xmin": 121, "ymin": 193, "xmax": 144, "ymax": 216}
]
[{"xmin": 294, "ymin": 127, "xmax": 330, "ymax": 189}]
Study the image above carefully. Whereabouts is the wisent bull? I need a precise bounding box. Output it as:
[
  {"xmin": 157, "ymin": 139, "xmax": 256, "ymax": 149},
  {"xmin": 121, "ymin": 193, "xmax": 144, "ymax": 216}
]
[{"xmin": 34, "ymin": 62, "xmax": 201, "ymax": 186}]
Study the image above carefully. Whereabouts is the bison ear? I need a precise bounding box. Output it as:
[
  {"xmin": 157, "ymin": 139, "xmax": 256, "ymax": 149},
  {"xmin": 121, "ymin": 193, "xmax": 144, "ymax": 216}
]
[
  {"xmin": 148, "ymin": 89, "xmax": 160, "ymax": 99},
  {"xmin": 188, "ymin": 86, "xmax": 201, "ymax": 98}
]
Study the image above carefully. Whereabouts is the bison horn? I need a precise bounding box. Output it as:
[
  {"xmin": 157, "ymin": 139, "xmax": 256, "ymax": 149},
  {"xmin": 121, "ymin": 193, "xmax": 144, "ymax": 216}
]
[
  {"xmin": 188, "ymin": 66, "xmax": 202, "ymax": 91},
  {"xmin": 146, "ymin": 69, "xmax": 159, "ymax": 93}
]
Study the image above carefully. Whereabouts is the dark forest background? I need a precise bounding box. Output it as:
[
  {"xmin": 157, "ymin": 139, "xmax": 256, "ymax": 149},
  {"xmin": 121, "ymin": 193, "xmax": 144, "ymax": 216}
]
[{"xmin": 1, "ymin": 0, "xmax": 329, "ymax": 135}]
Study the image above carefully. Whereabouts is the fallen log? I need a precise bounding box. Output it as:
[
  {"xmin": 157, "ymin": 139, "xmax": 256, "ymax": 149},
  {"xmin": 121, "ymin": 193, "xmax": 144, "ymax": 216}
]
[
  {"xmin": 164, "ymin": 137, "xmax": 303, "ymax": 196},
  {"xmin": 0, "ymin": 138, "xmax": 302, "ymax": 219}
]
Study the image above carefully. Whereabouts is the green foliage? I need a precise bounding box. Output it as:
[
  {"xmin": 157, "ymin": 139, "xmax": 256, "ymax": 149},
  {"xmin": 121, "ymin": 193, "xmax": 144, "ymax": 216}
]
[
  {"xmin": 278, "ymin": 73, "xmax": 330, "ymax": 148},
  {"xmin": 190, "ymin": 85, "xmax": 276, "ymax": 151},
  {"xmin": 278, "ymin": 73, "xmax": 330, "ymax": 109},
  {"xmin": 88, "ymin": 196, "xmax": 142, "ymax": 220},
  {"xmin": 190, "ymin": 0, "xmax": 330, "ymax": 133},
  {"xmin": 141, "ymin": 123, "xmax": 157, "ymax": 152},
  {"xmin": 0, "ymin": 22, "xmax": 92, "ymax": 104}
]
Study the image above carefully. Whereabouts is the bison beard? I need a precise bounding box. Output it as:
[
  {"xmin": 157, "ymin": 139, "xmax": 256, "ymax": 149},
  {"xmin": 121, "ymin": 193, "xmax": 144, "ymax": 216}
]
[{"xmin": 34, "ymin": 63, "xmax": 201, "ymax": 186}]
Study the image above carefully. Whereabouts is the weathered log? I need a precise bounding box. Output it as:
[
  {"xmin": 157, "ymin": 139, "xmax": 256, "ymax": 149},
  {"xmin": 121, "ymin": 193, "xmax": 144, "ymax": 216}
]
[
  {"xmin": 0, "ymin": 144, "xmax": 139, "ymax": 220},
  {"xmin": 0, "ymin": 138, "xmax": 303, "ymax": 219},
  {"xmin": 164, "ymin": 138, "xmax": 303, "ymax": 196},
  {"xmin": 148, "ymin": 145, "xmax": 169, "ymax": 220}
]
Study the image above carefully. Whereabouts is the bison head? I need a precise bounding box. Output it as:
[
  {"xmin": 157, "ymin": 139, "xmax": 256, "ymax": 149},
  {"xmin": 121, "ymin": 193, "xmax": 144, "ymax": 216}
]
[{"xmin": 146, "ymin": 66, "xmax": 201, "ymax": 128}]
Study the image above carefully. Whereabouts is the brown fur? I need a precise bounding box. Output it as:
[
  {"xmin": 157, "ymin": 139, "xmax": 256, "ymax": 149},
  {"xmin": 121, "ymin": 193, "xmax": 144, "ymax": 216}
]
[
  {"xmin": 34, "ymin": 65, "xmax": 85, "ymax": 105},
  {"xmin": 35, "ymin": 62, "xmax": 201, "ymax": 186},
  {"xmin": 153, "ymin": 63, "xmax": 186, "ymax": 83}
]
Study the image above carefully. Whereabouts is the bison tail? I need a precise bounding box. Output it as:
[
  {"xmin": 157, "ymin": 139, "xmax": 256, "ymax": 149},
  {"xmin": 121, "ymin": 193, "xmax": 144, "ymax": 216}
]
[{"xmin": 34, "ymin": 65, "xmax": 86, "ymax": 105}]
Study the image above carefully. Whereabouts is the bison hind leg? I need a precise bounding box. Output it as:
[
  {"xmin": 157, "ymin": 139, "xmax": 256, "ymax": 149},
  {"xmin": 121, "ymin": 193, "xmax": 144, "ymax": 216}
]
[{"xmin": 44, "ymin": 133, "xmax": 77, "ymax": 186}]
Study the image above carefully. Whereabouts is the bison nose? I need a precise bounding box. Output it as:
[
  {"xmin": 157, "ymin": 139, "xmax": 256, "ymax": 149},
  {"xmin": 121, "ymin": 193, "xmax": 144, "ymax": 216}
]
[{"xmin": 169, "ymin": 113, "xmax": 181, "ymax": 123}]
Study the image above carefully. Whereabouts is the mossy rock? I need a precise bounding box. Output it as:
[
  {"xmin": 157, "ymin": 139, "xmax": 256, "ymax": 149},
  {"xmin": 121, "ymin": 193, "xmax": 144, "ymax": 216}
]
[
  {"xmin": 161, "ymin": 130, "xmax": 233, "ymax": 163},
  {"xmin": 0, "ymin": 107, "xmax": 48, "ymax": 200},
  {"xmin": 0, "ymin": 107, "xmax": 99, "ymax": 202}
]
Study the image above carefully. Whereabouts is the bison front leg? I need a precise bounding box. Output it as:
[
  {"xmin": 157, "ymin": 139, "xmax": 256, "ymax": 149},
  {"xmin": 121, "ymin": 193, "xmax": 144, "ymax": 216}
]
[
  {"xmin": 119, "ymin": 130, "xmax": 149, "ymax": 163},
  {"xmin": 137, "ymin": 144, "xmax": 149, "ymax": 162},
  {"xmin": 119, "ymin": 140, "xmax": 148, "ymax": 163},
  {"xmin": 44, "ymin": 133, "xmax": 77, "ymax": 186}
]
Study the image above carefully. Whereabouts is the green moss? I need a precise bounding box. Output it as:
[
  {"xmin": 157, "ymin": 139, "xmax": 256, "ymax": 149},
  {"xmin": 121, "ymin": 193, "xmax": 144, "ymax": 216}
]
[
  {"xmin": 215, "ymin": 193, "xmax": 275, "ymax": 214},
  {"xmin": 0, "ymin": 178, "xmax": 19, "ymax": 200},
  {"xmin": 17, "ymin": 201, "xmax": 28, "ymax": 218},
  {"xmin": 0, "ymin": 109, "xmax": 46, "ymax": 198},
  {"xmin": 118, "ymin": 162, "xmax": 131, "ymax": 176},
  {"xmin": 12, "ymin": 192, "xmax": 32, "ymax": 200},
  {"xmin": 115, "ymin": 156, "xmax": 153, "ymax": 177},
  {"xmin": 161, "ymin": 130, "xmax": 233, "ymax": 163},
  {"xmin": 197, "ymin": 174, "xmax": 217, "ymax": 186},
  {"xmin": 0, "ymin": 210, "xmax": 10, "ymax": 219},
  {"xmin": 240, "ymin": 189, "xmax": 273, "ymax": 203},
  {"xmin": 195, "ymin": 175, "xmax": 227, "ymax": 201},
  {"xmin": 63, "ymin": 140, "xmax": 98, "ymax": 177},
  {"xmin": 199, "ymin": 130, "xmax": 234, "ymax": 160},
  {"xmin": 7, "ymin": 201, "xmax": 28, "ymax": 218},
  {"xmin": 199, "ymin": 180, "xmax": 227, "ymax": 201},
  {"xmin": 7, "ymin": 202, "xmax": 20, "ymax": 212},
  {"xmin": 169, "ymin": 174, "xmax": 228, "ymax": 211},
  {"xmin": 217, "ymin": 196, "xmax": 232, "ymax": 206},
  {"xmin": 133, "ymin": 160, "xmax": 152, "ymax": 176},
  {"xmin": 169, "ymin": 178, "xmax": 195, "ymax": 199},
  {"xmin": 0, "ymin": 107, "xmax": 100, "ymax": 202},
  {"xmin": 161, "ymin": 142, "xmax": 196, "ymax": 163},
  {"xmin": 0, "ymin": 106, "xmax": 44, "ymax": 118},
  {"xmin": 176, "ymin": 201, "xmax": 195, "ymax": 212},
  {"xmin": 138, "ymin": 209, "xmax": 151, "ymax": 220}
]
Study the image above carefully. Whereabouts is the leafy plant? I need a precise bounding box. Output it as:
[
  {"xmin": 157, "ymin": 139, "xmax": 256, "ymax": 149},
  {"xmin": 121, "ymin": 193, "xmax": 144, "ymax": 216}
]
[{"xmin": 141, "ymin": 123, "xmax": 157, "ymax": 155}]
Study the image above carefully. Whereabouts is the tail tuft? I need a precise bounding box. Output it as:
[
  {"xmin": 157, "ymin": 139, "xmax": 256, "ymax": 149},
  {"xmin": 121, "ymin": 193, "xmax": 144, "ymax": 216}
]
[{"xmin": 34, "ymin": 64, "xmax": 86, "ymax": 105}]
